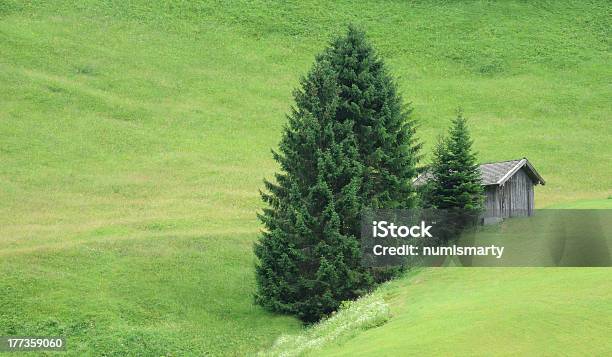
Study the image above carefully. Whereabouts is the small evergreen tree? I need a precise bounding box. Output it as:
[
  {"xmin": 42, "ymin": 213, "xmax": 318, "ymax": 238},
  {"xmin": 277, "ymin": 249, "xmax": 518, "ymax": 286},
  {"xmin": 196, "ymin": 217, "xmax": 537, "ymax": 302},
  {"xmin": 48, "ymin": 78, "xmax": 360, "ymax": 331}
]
[
  {"xmin": 425, "ymin": 112, "xmax": 484, "ymax": 238},
  {"xmin": 254, "ymin": 60, "xmax": 373, "ymax": 323}
]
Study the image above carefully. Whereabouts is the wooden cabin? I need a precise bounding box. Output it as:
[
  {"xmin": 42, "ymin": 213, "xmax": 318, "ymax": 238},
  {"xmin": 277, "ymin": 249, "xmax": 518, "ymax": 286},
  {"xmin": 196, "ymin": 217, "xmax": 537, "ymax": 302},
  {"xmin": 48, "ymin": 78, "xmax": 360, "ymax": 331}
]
[
  {"xmin": 479, "ymin": 158, "xmax": 545, "ymax": 221},
  {"xmin": 415, "ymin": 158, "xmax": 546, "ymax": 223}
]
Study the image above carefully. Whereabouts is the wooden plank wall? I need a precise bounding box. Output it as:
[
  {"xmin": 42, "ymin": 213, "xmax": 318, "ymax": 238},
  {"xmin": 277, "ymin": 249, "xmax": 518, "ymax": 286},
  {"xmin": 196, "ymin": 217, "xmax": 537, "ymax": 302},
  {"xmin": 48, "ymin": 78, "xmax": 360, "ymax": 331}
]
[
  {"xmin": 483, "ymin": 168, "xmax": 535, "ymax": 218},
  {"xmin": 501, "ymin": 168, "xmax": 533, "ymax": 217},
  {"xmin": 484, "ymin": 186, "xmax": 499, "ymax": 217}
]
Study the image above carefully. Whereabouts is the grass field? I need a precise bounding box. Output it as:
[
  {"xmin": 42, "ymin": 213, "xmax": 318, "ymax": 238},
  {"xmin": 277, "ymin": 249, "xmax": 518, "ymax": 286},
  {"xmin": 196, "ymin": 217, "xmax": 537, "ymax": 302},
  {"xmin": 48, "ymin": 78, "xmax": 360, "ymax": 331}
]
[
  {"xmin": 546, "ymin": 198, "xmax": 612, "ymax": 209},
  {"xmin": 1, "ymin": 1, "xmax": 610, "ymax": 355}
]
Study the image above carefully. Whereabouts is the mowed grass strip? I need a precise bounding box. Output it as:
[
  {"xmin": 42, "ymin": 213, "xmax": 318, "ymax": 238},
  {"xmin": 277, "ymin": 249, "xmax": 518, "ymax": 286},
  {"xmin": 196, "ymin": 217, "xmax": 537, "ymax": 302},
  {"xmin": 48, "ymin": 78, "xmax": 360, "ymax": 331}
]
[{"xmin": 319, "ymin": 268, "xmax": 612, "ymax": 356}]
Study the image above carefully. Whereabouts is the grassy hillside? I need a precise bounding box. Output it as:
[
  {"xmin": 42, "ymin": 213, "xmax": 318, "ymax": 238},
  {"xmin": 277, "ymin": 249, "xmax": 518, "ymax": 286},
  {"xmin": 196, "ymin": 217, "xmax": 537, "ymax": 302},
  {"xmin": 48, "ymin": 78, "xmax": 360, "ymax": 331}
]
[{"xmin": 1, "ymin": 1, "xmax": 610, "ymax": 355}]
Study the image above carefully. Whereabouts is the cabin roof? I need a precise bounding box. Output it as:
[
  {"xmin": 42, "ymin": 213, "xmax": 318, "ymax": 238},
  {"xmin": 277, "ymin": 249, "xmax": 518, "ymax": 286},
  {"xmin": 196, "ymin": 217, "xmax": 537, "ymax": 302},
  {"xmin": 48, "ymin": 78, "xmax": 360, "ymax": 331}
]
[
  {"xmin": 480, "ymin": 158, "xmax": 545, "ymax": 186},
  {"xmin": 414, "ymin": 158, "xmax": 545, "ymax": 187}
]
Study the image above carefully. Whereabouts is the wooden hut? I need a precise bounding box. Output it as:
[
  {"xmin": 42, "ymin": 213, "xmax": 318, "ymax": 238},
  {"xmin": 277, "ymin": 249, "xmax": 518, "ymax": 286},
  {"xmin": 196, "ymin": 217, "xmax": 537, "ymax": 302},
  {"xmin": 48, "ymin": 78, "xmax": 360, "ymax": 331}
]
[
  {"xmin": 479, "ymin": 158, "xmax": 545, "ymax": 221},
  {"xmin": 415, "ymin": 158, "xmax": 545, "ymax": 222}
]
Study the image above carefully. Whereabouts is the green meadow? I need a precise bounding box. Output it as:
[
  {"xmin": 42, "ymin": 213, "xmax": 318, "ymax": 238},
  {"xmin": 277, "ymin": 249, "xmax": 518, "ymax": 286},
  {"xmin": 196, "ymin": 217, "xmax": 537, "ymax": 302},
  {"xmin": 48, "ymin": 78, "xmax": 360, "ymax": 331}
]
[{"xmin": 0, "ymin": 1, "xmax": 610, "ymax": 355}]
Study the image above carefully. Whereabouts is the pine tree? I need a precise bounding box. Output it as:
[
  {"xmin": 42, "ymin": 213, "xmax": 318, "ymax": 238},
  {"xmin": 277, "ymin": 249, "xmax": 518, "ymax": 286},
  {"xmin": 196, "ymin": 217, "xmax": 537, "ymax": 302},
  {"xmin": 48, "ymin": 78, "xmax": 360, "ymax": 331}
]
[
  {"xmin": 254, "ymin": 60, "xmax": 373, "ymax": 323},
  {"xmin": 255, "ymin": 26, "xmax": 422, "ymax": 322},
  {"xmin": 322, "ymin": 25, "xmax": 422, "ymax": 211},
  {"xmin": 426, "ymin": 112, "xmax": 484, "ymax": 238}
]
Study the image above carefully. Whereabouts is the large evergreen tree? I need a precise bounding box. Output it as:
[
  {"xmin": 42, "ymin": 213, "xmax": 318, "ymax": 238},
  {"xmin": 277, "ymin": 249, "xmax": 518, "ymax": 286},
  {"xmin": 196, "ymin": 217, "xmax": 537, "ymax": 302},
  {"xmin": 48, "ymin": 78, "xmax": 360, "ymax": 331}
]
[
  {"xmin": 255, "ymin": 26, "xmax": 421, "ymax": 322},
  {"xmin": 254, "ymin": 60, "xmax": 373, "ymax": 323},
  {"xmin": 426, "ymin": 112, "xmax": 484, "ymax": 214}
]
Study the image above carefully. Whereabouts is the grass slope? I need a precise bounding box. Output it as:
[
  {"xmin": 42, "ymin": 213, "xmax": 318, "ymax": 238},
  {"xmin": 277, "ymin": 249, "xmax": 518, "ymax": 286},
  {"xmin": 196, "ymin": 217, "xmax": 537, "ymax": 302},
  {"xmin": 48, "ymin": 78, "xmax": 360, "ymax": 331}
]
[
  {"xmin": 318, "ymin": 268, "xmax": 612, "ymax": 356},
  {"xmin": 0, "ymin": 1, "xmax": 610, "ymax": 355}
]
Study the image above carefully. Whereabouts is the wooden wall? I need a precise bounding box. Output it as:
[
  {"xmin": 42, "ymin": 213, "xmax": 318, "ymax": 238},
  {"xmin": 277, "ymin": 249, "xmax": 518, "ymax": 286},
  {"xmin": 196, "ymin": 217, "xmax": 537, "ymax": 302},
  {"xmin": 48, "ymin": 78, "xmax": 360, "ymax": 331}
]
[
  {"xmin": 483, "ymin": 168, "xmax": 535, "ymax": 218},
  {"xmin": 484, "ymin": 186, "xmax": 500, "ymax": 218}
]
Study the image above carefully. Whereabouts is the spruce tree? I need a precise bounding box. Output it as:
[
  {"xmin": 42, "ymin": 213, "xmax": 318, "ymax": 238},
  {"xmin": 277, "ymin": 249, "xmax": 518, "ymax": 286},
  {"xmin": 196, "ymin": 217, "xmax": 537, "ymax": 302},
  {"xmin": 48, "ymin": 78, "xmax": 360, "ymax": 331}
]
[
  {"xmin": 322, "ymin": 25, "xmax": 422, "ymax": 211},
  {"xmin": 255, "ymin": 26, "xmax": 421, "ymax": 321},
  {"xmin": 254, "ymin": 60, "xmax": 373, "ymax": 323},
  {"xmin": 426, "ymin": 112, "xmax": 484, "ymax": 237}
]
